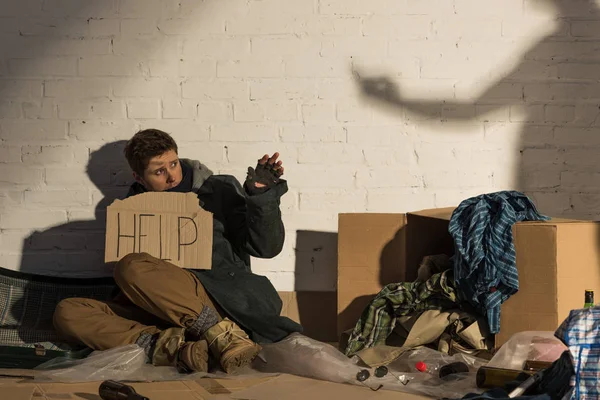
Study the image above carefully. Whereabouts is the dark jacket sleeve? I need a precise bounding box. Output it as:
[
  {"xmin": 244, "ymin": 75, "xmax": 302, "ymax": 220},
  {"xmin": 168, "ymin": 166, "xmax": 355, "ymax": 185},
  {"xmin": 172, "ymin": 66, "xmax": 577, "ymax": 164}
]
[{"xmin": 224, "ymin": 178, "xmax": 288, "ymax": 259}]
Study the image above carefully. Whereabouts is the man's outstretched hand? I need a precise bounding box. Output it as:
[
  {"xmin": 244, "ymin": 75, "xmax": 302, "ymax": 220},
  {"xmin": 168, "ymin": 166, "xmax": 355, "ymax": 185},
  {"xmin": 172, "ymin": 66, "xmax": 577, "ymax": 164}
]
[
  {"xmin": 352, "ymin": 67, "xmax": 404, "ymax": 106},
  {"xmin": 244, "ymin": 152, "xmax": 284, "ymax": 195}
]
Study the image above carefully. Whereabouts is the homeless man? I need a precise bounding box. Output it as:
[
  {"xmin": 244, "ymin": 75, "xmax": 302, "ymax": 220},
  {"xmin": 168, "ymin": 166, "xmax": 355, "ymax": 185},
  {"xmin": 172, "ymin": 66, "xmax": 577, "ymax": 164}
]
[{"xmin": 53, "ymin": 129, "xmax": 302, "ymax": 374}]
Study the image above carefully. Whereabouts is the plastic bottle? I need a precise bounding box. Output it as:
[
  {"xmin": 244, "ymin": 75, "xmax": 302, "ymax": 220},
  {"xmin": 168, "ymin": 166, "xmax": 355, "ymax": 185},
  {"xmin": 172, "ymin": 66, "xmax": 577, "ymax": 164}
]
[
  {"xmin": 415, "ymin": 361, "xmax": 440, "ymax": 375},
  {"xmin": 416, "ymin": 361, "xmax": 470, "ymax": 380}
]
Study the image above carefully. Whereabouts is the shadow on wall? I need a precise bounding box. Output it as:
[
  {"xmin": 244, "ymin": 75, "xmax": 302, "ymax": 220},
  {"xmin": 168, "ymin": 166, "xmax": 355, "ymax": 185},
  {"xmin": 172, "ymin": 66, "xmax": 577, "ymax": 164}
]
[
  {"xmin": 19, "ymin": 141, "xmax": 132, "ymax": 277},
  {"xmin": 0, "ymin": 1, "xmax": 187, "ymax": 107},
  {"xmin": 354, "ymin": 0, "xmax": 600, "ymax": 221},
  {"xmin": 294, "ymin": 230, "xmax": 338, "ymax": 291},
  {"xmin": 0, "ymin": 2, "xmax": 101, "ymax": 117},
  {"xmin": 9, "ymin": 141, "xmax": 130, "ymax": 346},
  {"xmin": 293, "ymin": 230, "xmax": 338, "ymax": 341}
]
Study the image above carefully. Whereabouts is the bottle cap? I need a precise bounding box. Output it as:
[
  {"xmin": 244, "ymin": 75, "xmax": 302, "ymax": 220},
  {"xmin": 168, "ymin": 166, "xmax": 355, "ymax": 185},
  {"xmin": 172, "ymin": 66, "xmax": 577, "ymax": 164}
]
[
  {"xmin": 356, "ymin": 370, "xmax": 370, "ymax": 382},
  {"xmin": 374, "ymin": 366, "xmax": 388, "ymax": 378},
  {"xmin": 415, "ymin": 361, "xmax": 427, "ymax": 372}
]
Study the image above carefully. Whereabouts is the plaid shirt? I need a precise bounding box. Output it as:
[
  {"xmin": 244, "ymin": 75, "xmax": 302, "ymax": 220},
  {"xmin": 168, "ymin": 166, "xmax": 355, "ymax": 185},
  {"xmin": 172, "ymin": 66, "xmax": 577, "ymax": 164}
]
[
  {"xmin": 449, "ymin": 191, "xmax": 549, "ymax": 334},
  {"xmin": 344, "ymin": 270, "xmax": 457, "ymax": 357},
  {"xmin": 555, "ymin": 307, "xmax": 600, "ymax": 399}
]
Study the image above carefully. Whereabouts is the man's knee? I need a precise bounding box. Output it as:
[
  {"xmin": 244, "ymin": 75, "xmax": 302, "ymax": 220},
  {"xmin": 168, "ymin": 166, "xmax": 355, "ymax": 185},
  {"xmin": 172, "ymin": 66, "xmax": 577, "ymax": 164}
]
[
  {"xmin": 53, "ymin": 298, "xmax": 84, "ymax": 335},
  {"xmin": 114, "ymin": 252, "xmax": 153, "ymax": 286}
]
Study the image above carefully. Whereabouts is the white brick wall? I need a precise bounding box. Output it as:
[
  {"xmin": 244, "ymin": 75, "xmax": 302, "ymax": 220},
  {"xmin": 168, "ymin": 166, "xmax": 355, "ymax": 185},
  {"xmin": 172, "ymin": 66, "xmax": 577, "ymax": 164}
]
[{"xmin": 0, "ymin": 0, "xmax": 598, "ymax": 289}]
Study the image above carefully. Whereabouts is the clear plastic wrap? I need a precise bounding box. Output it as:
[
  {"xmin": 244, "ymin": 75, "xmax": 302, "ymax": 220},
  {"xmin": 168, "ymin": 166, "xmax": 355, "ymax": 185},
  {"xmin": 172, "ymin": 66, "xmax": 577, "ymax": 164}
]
[
  {"xmin": 486, "ymin": 331, "xmax": 567, "ymax": 370},
  {"xmin": 34, "ymin": 333, "xmax": 488, "ymax": 398},
  {"xmin": 34, "ymin": 344, "xmax": 188, "ymax": 382},
  {"xmin": 253, "ymin": 333, "xmax": 487, "ymax": 398},
  {"xmin": 33, "ymin": 343, "xmax": 278, "ymax": 382}
]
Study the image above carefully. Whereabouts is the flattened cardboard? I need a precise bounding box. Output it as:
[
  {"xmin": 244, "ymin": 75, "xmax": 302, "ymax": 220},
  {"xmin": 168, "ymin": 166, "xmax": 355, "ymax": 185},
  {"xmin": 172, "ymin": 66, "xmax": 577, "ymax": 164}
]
[
  {"xmin": 3, "ymin": 386, "xmax": 34, "ymax": 400},
  {"xmin": 231, "ymin": 374, "xmax": 429, "ymax": 400},
  {"xmin": 0, "ymin": 375, "xmax": 429, "ymax": 400},
  {"xmin": 127, "ymin": 381, "xmax": 199, "ymax": 400},
  {"xmin": 337, "ymin": 208, "xmax": 600, "ymax": 348},
  {"xmin": 105, "ymin": 192, "xmax": 213, "ymax": 269}
]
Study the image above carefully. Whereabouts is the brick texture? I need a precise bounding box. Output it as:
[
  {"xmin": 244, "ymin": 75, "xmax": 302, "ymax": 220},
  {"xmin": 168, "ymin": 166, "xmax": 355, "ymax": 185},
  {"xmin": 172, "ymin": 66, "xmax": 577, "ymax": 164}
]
[{"xmin": 0, "ymin": 1, "xmax": 597, "ymax": 291}]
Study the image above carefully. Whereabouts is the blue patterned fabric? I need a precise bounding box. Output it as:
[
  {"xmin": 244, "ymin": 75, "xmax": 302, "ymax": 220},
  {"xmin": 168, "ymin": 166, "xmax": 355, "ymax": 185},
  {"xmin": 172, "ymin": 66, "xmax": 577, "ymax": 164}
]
[
  {"xmin": 555, "ymin": 307, "xmax": 600, "ymax": 399},
  {"xmin": 449, "ymin": 191, "xmax": 550, "ymax": 333}
]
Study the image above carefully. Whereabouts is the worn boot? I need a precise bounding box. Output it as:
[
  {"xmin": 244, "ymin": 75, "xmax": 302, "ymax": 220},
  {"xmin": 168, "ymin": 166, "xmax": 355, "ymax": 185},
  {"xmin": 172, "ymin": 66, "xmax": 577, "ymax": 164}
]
[
  {"xmin": 203, "ymin": 318, "xmax": 262, "ymax": 373},
  {"xmin": 178, "ymin": 340, "xmax": 209, "ymax": 372},
  {"xmin": 152, "ymin": 327, "xmax": 209, "ymax": 372}
]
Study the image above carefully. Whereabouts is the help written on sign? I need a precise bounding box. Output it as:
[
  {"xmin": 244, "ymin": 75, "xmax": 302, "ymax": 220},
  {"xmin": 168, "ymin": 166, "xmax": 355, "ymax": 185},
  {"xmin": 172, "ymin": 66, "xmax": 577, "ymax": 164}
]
[{"xmin": 104, "ymin": 192, "xmax": 213, "ymax": 269}]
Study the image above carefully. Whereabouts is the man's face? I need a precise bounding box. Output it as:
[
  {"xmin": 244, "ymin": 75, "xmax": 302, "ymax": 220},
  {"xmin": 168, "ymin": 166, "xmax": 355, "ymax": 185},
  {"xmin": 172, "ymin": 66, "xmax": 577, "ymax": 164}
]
[{"xmin": 134, "ymin": 149, "xmax": 183, "ymax": 192}]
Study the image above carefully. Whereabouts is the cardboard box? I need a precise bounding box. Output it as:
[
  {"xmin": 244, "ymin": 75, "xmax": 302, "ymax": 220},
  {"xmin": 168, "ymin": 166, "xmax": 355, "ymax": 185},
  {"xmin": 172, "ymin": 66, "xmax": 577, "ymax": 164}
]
[
  {"xmin": 337, "ymin": 208, "xmax": 600, "ymax": 347},
  {"xmin": 105, "ymin": 192, "xmax": 213, "ymax": 269}
]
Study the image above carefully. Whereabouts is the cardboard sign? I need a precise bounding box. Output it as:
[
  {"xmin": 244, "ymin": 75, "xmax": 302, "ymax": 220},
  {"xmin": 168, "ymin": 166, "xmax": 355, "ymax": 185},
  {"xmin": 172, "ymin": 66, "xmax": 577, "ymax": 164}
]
[{"xmin": 105, "ymin": 192, "xmax": 213, "ymax": 269}]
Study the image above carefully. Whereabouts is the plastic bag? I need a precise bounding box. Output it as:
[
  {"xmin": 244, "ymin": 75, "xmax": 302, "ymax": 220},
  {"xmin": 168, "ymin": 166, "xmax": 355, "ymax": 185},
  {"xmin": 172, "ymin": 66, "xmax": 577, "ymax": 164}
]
[
  {"xmin": 34, "ymin": 333, "xmax": 488, "ymax": 398},
  {"xmin": 34, "ymin": 344, "xmax": 275, "ymax": 383},
  {"xmin": 253, "ymin": 333, "xmax": 487, "ymax": 398},
  {"xmin": 486, "ymin": 331, "xmax": 567, "ymax": 371},
  {"xmin": 34, "ymin": 345, "xmax": 186, "ymax": 382}
]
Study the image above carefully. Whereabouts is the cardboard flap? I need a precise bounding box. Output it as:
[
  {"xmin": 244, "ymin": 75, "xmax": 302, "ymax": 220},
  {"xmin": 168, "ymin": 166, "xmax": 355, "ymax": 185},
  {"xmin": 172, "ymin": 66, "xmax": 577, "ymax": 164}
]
[
  {"xmin": 407, "ymin": 207, "xmax": 455, "ymax": 220},
  {"xmin": 519, "ymin": 217, "xmax": 584, "ymax": 225},
  {"xmin": 407, "ymin": 208, "xmax": 585, "ymax": 225},
  {"xmin": 105, "ymin": 192, "xmax": 213, "ymax": 269}
]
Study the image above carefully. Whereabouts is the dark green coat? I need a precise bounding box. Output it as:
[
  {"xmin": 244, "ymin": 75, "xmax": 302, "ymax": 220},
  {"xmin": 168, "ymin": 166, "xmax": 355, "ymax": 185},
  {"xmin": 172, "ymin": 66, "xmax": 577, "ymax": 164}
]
[{"xmin": 126, "ymin": 159, "xmax": 303, "ymax": 343}]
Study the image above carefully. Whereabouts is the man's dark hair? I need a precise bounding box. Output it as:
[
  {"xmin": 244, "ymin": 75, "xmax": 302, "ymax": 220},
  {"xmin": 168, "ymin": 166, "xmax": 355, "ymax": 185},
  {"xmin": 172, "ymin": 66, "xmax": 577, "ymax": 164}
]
[{"xmin": 124, "ymin": 129, "xmax": 178, "ymax": 175}]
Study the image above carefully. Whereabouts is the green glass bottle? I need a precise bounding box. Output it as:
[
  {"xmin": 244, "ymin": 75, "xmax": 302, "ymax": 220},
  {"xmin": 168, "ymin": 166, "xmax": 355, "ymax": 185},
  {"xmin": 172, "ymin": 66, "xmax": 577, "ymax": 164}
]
[{"xmin": 584, "ymin": 290, "xmax": 594, "ymax": 308}]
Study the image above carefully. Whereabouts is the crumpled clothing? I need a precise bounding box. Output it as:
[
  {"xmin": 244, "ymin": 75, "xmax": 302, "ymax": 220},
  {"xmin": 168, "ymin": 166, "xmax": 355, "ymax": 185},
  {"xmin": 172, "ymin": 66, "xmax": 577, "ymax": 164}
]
[
  {"xmin": 344, "ymin": 269, "xmax": 457, "ymax": 357},
  {"xmin": 449, "ymin": 190, "xmax": 550, "ymax": 334},
  {"xmin": 355, "ymin": 308, "xmax": 491, "ymax": 367}
]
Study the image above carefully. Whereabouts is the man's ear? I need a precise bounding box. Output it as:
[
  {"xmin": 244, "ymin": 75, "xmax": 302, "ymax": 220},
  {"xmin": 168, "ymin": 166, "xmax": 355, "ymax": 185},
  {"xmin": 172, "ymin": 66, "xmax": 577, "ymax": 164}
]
[{"xmin": 132, "ymin": 171, "xmax": 143, "ymax": 185}]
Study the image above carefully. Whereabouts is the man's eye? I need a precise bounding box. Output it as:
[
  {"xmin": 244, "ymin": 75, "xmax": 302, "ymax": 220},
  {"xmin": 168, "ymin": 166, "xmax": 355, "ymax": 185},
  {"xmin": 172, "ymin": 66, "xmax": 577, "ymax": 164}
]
[
  {"xmin": 155, "ymin": 169, "xmax": 164, "ymax": 175},
  {"xmin": 171, "ymin": 161, "xmax": 178, "ymax": 167}
]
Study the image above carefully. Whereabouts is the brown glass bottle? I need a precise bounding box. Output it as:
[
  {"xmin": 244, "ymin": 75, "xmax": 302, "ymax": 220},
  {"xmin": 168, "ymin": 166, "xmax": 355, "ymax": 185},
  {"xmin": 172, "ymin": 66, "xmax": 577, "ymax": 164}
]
[{"xmin": 476, "ymin": 366, "xmax": 533, "ymax": 389}]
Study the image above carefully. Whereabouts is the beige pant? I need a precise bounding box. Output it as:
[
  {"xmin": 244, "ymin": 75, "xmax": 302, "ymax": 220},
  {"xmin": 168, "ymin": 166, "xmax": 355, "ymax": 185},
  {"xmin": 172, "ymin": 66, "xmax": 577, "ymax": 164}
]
[{"xmin": 53, "ymin": 253, "xmax": 223, "ymax": 350}]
